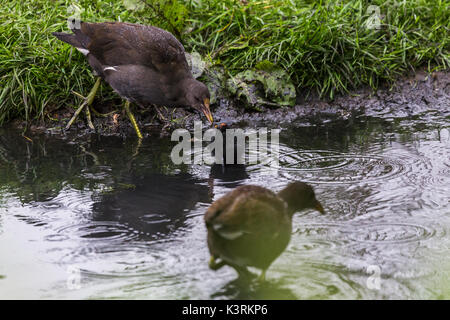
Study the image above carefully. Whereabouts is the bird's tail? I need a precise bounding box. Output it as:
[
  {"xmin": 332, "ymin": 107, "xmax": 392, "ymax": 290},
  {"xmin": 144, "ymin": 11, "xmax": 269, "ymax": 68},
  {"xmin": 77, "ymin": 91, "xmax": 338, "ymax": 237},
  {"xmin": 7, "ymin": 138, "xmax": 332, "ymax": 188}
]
[
  {"xmin": 53, "ymin": 20, "xmax": 91, "ymax": 49},
  {"xmin": 52, "ymin": 32, "xmax": 84, "ymax": 48}
]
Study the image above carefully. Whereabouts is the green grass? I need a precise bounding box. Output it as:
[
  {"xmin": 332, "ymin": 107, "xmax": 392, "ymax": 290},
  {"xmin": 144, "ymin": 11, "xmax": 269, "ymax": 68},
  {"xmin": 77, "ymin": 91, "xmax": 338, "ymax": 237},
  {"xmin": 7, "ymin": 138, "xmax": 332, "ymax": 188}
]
[{"xmin": 0, "ymin": 0, "xmax": 449, "ymax": 125}]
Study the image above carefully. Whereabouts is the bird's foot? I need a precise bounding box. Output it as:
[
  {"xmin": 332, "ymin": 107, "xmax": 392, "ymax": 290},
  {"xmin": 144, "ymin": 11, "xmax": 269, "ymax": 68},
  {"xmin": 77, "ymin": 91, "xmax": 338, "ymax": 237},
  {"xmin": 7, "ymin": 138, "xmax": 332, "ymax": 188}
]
[
  {"xmin": 90, "ymin": 107, "xmax": 118, "ymax": 118},
  {"xmin": 154, "ymin": 106, "xmax": 167, "ymax": 122},
  {"xmin": 258, "ymin": 270, "xmax": 267, "ymax": 282},
  {"xmin": 236, "ymin": 266, "xmax": 253, "ymax": 280},
  {"xmin": 124, "ymin": 100, "xmax": 143, "ymax": 139},
  {"xmin": 209, "ymin": 256, "xmax": 226, "ymax": 270},
  {"xmin": 65, "ymin": 77, "xmax": 101, "ymax": 131}
]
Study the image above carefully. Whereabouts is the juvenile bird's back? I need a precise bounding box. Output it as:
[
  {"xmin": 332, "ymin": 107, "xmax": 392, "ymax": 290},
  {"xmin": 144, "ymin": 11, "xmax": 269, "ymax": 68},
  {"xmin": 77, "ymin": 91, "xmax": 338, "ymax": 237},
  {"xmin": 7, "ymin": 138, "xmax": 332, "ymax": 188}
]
[{"xmin": 205, "ymin": 185, "xmax": 291, "ymax": 270}]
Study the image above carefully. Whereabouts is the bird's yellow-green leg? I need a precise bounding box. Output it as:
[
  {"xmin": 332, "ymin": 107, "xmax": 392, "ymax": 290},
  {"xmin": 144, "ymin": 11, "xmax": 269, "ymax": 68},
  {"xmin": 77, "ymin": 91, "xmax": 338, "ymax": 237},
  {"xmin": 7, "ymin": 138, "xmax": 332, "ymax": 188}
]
[
  {"xmin": 209, "ymin": 256, "xmax": 226, "ymax": 270},
  {"xmin": 124, "ymin": 100, "xmax": 143, "ymax": 139},
  {"xmin": 154, "ymin": 105, "xmax": 166, "ymax": 122},
  {"xmin": 90, "ymin": 107, "xmax": 118, "ymax": 117},
  {"xmin": 258, "ymin": 269, "xmax": 266, "ymax": 282},
  {"xmin": 66, "ymin": 77, "xmax": 101, "ymax": 130},
  {"xmin": 85, "ymin": 103, "xmax": 94, "ymax": 130}
]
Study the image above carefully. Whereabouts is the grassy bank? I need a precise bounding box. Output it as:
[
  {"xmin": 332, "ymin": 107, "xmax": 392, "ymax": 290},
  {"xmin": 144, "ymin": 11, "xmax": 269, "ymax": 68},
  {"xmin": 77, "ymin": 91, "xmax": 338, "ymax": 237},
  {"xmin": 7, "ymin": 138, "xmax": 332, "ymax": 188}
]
[{"xmin": 0, "ymin": 0, "xmax": 449, "ymax": 125}]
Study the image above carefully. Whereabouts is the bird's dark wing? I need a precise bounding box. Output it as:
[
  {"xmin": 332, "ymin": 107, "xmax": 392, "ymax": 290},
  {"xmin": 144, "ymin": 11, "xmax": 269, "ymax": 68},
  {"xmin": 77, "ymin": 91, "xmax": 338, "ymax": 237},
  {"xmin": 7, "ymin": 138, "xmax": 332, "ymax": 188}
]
[
  {"xmin": 77, "ymin": 22, "xmax": 190, "ymax": 74},
  {"xmin": 205, "ymin": 186, "xmax": 288, "ymax": 240}
]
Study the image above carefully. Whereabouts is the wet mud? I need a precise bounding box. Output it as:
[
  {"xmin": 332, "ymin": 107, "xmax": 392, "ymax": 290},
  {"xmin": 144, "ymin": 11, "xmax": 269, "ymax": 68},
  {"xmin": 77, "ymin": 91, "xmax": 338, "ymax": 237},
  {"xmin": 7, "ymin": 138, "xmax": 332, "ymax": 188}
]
[{"xmin": 12, "ymin": 69, "xmax": 449, "ymax": 138}]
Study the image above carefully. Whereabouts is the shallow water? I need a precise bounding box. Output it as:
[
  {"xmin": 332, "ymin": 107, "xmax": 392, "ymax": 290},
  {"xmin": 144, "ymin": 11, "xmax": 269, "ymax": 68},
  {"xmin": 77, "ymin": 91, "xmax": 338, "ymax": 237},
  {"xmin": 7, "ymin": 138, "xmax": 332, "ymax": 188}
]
[{"xmin": 1, "ymin": 109, "xmax": 449, "ymax": 299}]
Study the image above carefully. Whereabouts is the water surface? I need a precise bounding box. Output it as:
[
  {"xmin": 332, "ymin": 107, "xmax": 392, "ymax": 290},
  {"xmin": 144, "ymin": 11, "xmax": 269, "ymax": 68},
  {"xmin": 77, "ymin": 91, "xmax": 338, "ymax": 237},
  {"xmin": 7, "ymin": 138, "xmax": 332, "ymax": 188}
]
[{"xmin": 0, "ymin": 109, "xmax": 449, "ymax": 299}]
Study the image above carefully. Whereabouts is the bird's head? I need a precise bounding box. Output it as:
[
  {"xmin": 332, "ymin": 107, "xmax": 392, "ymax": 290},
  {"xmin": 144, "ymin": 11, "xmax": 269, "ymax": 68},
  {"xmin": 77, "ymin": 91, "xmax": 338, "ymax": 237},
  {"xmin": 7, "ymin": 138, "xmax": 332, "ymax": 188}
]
[
  {"xmin": 184, "ymin": 79, "xmax": 213, "ymax": 124},
  {"xmin": 277, "ymin": 181, "xmax": 324, "ymax": 216}
]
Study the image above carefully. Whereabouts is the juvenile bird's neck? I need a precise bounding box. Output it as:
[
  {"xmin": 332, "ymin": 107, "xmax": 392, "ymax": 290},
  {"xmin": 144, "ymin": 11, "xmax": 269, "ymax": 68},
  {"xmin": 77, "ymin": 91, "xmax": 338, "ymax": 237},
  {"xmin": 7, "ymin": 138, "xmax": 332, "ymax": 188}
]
[
  {"xmin": 277, "ymin": 189, "xmax": 300, "ymax": 217},
  {"xmin": 177, "ymin": 77, "xmax": 197, "ymax": 105}
]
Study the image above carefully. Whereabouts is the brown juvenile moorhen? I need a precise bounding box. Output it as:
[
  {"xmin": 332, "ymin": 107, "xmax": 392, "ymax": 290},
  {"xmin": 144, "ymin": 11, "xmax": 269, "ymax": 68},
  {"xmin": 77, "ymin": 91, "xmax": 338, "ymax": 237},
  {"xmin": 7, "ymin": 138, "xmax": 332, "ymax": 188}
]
[
  {"xmin": 53, "ymin": 22, "xmax": 213, "ymax": 138},
  {"xmin": 204, "ymin": 181, "xmax": 324, "ymax": 280}
]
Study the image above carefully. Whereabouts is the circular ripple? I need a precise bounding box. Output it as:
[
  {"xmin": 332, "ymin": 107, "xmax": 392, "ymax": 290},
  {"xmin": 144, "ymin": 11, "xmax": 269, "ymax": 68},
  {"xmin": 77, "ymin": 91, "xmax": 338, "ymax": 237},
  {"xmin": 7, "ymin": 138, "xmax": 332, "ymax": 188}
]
[
  {"xmin": 294, "ymin": 222, "xmax": 435, "ymax": 245},
  {"xmin": 60, "ymin": 242, "xmax": 183, "ymax": 278},
  {"xmin": 278, "ymin": 153, "xmax": 405, "ymax": 184},
  {"xmin": 317, "ymin": 199, "xmax": 361, "ymax": 221},
  {"xmin": 57, "ymin": 221, "xmax": 140, "ymax": 242},
  {"xmin": 348, "ymin": 223, "xmax": 435, "ymax": 244},
  {"xmin": 40, "ymin": 188, "xmax": 94, "ymax": 214},
  {"xmin": 140, "ymin": 214, "xmax": 172, "ymax": 225},
  {"xmin": 290, "ymin": 239, "xmax": 338, "ymax": 252},
  {"xmin": 293, "ymin": 223, "xmax": 346, "ymax": 239},
  {"xmin": 279, "ymin": 150, "xmax": 350, "ymax": 171},
  {"xmin": 44, "ymin": 234, "xmax": 70, "ymax": 241}
]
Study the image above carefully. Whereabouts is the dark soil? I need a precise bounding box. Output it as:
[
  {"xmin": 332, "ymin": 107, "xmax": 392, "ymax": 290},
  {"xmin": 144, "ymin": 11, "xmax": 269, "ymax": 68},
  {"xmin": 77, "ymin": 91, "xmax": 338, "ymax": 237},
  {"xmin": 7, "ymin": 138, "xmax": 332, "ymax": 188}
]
[{"xmin": 11, "ymin": 69, "xmax": 450, "ymax": 138}]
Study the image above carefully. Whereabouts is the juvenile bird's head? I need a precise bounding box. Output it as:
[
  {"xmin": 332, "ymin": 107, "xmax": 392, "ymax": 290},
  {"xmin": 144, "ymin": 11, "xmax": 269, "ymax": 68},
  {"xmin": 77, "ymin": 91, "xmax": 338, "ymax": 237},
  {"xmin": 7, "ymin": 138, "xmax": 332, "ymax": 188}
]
[
  {"xmin": 277, "ymin": 181, "xmax": 325, "ymax": 216},
  {"xmin": 184, "ymin": 79, "xmax": 213, "ymax": 124}
]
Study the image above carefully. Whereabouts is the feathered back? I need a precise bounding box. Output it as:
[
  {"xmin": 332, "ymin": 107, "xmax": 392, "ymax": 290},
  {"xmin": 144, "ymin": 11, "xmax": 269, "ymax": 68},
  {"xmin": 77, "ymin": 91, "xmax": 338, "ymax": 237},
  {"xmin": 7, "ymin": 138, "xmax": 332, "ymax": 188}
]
[{"xmin": 53, "ymin": 22, "xmax": 190, "ymax": 76}]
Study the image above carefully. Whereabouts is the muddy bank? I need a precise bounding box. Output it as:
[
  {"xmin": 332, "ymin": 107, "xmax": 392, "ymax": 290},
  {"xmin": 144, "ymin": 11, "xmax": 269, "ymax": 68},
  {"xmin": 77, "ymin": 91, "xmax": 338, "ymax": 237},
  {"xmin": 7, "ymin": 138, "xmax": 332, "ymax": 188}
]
[
  {"xmin": 214, "ymin": 68, "xmax": 449, "ymax": 126},
  {"xmin": 12, "ymin": 68, "xmax": 450, "ymax": 138}
]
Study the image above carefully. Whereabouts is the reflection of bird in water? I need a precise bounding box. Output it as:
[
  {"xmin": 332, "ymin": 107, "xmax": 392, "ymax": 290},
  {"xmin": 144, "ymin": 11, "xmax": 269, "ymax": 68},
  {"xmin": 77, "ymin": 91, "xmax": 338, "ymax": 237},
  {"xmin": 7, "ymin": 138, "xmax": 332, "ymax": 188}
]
[
  {"xmin": 93, "ymin": 173, "xmax": 210, "ymax": 239},
  {"xmin": 205, "ymin": 181, "xmax": 324, "ymax": 281},
  {"xmin": 211, "ymin": 277, "xmax": 297, "ymax": 299},
  {"xmin": 209, "ymin": 122, "xmax": 249, "ymax": 190}
]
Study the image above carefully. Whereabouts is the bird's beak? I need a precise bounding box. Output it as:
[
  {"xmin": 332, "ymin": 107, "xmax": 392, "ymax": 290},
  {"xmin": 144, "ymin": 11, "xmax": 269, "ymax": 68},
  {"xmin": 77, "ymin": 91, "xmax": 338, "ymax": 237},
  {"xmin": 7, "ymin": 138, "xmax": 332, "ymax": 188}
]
[
  {"xmin": 314, "ymin": 200, "xmax": 325, "ymax": 214},
  {"xmin": 202, "ymin": 98, "xmax": 213, "ymax": 124}
]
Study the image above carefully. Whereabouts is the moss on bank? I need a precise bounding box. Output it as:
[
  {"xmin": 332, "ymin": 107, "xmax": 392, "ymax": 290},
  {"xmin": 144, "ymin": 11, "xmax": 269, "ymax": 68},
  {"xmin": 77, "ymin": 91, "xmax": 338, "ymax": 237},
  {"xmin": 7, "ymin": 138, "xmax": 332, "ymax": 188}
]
[{"xmin": 0, "ymin": 0, "xmax": 449, "ymax": 125}]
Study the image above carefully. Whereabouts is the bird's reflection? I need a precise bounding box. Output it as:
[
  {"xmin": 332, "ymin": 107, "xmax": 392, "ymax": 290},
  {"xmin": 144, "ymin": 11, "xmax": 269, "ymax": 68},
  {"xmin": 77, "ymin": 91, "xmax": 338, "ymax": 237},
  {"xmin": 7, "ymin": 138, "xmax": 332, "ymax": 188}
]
[
  {"xmin": 211, "ymin": 275, "xmax": 297, "ymax": 299},
  {"xmin": 92, "ymin": 173, "xmax": 210, "ymax": 239},
  {"xmin": 208, "ymin": 122, "xmax": 249, "ymax": 191},
  {"xmin": 209, "ymin": 163, "xmax": 249, "ymax": 188}
]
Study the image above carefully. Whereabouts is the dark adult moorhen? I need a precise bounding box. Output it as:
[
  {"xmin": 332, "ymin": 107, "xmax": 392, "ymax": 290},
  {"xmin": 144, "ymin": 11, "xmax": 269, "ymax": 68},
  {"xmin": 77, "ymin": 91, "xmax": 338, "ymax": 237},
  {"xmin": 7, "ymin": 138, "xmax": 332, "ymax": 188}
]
[
  {"xmin": 53, "ymin": 22, "xmax": 213, "ymax": 138},
  {"xmin": 204, "ymin": 182, "xmax": 324, "ymax": 280}
]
